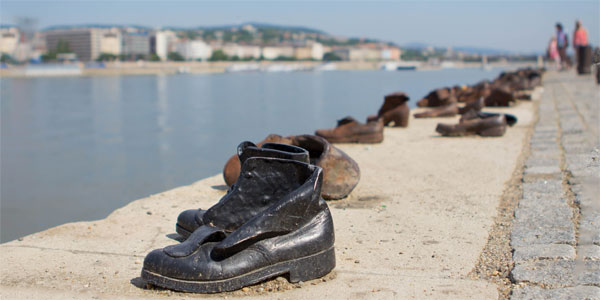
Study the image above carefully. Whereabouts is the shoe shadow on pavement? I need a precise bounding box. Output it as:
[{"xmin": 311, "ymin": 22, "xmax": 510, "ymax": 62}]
[
  {"xmin": 130, "ymin": 277, "xmax": 147, "ymax": 289},
  {"xmin": 211, "ymin": 184, "xmax": 229, "ymax": 191},
  {"xmin": 166, "ymin": 233, "xmax": 185, "ymax": 242}
]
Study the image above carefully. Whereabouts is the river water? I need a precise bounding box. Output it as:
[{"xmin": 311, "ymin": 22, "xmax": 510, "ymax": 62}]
[{"xmin": 1, "ymin": 68, "xmax": 504, "ymax": 242}]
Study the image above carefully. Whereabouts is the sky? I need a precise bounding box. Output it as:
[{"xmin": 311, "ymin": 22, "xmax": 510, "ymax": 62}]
[{"xmin": 1, "ymin": 0, "xmax": 598, "ymax": 54}]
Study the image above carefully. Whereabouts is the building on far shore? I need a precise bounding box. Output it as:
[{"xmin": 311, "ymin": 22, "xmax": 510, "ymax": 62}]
[
  {"xmin": 221, "ymin": 43, "xmax": 261, "ymax": 59},
  {"xmin": 262, "ymin": 46, "xmax": 295, "ymax": 60},
  {"xmin": 152, "ymin": 30, "xmax": 177, "ymax": 61},
  {"xmin": 381, "ymin": 46, "xmax": 401, "ymax": 61},
  {"xmin": 332, "ymin": 44, "xmax": 400, "ymax": 61},
  {"xmin": 99, "ymin": 29, "xmax": 122, "ymax": 56},
  {"xmin": 293, "ymin": 41, "xmax": 324, "ymax": 60},
  {"xmin": 175, "ymin": 39, "xmax": 212, "ymax": 61},
  {"xmin": 122, "ymin": 32, "xmax": 150, "ymax": 59},
  {"xmin": 45, "ymin": 28, "xmax": 103, "ymax": 61},
  {"xmin": 0, "ymin": 26, "xmax": 21, "ymax": 57}
]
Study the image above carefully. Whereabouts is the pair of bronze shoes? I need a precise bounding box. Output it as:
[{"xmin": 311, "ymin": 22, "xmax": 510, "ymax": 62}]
[
  {"xmin": 315, "ymin": 92, "xmax": 410, "ymax": 144},
  {"xmin": 223, "ymin": 134, "xmax": 360, "ymax": 200},
  {"xmin": 143, "ymin": 142, "xmax": 336, "ymax": 293},
  {"xmin": 435, "ymin": 110, "xmax": 518, "ymax": 137}
]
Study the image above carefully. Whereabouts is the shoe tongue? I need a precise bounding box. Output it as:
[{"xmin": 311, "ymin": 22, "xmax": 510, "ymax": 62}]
[{"xmin": 337, "ymin": 116, "xmax": 357, "ymax": 127}]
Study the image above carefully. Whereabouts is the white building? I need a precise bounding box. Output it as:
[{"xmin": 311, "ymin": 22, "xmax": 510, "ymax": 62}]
[
  {"xmin": 221, "ymin": 43, "xmax": 261, "ymax": 59},
  {"xmin": 175, "ymin": 40, "xmax": 212, "ymax": 61},
  {"xmin": 262, "ymin": 46, "xmax": 294, "ymax": 60},
  {"xmin": 99, "ymin": 28, "xmax": 122, "ymax": 55},
  {"xmin": 154, "ymin": 30, "xmax": 176, "ymax": 61},
  {"xmin": 0, "ymin": 26, "xmax": 21, "ymax": 56}
]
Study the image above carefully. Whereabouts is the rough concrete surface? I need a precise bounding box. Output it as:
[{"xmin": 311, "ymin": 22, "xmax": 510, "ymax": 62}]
[{"xmin": 1, "ymin": 83, "xmax": 537, "ymax": 299}]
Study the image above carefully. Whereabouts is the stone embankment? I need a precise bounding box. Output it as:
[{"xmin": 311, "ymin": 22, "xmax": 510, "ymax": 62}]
[{"xmin": 510, "ymin": 71, "xmax": 599, "ymax": 299}]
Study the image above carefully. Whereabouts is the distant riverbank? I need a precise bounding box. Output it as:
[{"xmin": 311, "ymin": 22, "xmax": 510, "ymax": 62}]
[{"xmin": 0, "ymin": 61, "xmax": 537, "ymax": 78}]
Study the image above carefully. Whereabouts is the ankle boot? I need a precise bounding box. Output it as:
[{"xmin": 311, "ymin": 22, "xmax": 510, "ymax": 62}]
[
  {"xmin": 315, "ymin": 116, "xmax": 383, "ymax": 143},
  {"xmin": 413, "ymin": 103, "xmax": 459, "ymax": 118},
  {"xmin": 368, "ymin": 92, "xmax": 410, "ymax": 127},
  {"xmin": 221, "ymin": 135, "xmax": 361, "ymax": 201},
  {"xmin": 417, "ymin": 87, "xmax": 457, "ymax": 107},
  {"xmin": 142, "ymin": 158, "xmax": 335, "ymax": 293},
  {"xmin": 177, "ymin": 141, "xmax": 310, "ymax": 239},
  {"xmin": 223, "ymin": 134, "xmax": 294, "ymax": 186}
]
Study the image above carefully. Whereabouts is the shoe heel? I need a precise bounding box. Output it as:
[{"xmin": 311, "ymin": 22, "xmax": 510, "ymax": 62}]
[
  {"xmin": 288, "ymin": 247, "xmax": 336, "ymax": 282},
  {"xmin": 478, "ymin": 126, "xmax": 505, "ymax": 137}
]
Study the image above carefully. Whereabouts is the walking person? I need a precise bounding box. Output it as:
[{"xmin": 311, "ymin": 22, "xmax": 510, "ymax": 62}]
[
  {"xmin": 548, "ymin": 36, "xmax": 561, "ymax": 70},
  {"xmin": 556, "ymin": 23, "xmax": 570, "ymax": 70},
  {"xmin": 573, "ymin": 20, "xmax": 591, "ymax": 74}
]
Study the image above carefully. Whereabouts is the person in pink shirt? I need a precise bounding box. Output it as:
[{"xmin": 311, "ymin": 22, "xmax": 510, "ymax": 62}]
[
  {"xmin": 573, "ymin": 20, "xmax": 588, "ymax": 48},
  {"xmin": 548, "ymin": 36, "xmax": 561, "ymax": 69},
  {"xmin": 573, "ymin": 20, "xmax": 589, "ymax": 68}
]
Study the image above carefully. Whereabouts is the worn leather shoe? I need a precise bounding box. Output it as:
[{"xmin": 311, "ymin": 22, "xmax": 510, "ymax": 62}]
[
  {"xmin": 414, "ymin": 103, "xmax": 459, "ymax": 118},
  {"xmin": 177, "ymin": 142, "xmax": 310, "ymax": 239},
  {"xmin": 367, "ymin": 92, "xmax": 410, "ymax": 127},
  {"xmin": 416, "ymin": 87, "xmax": 457, "ymax": 107},
  {"xmin": 315, "ymin": 116, "xmax": 383, "ymax": 143},
  {"xmin": 435, "ymin": 113, "xmax": 508, "ymax": 137},
  {"xmin": 222, "ymin": 135, "xmax": 360, "ymax": 200},
  {"xmin": 142, "ymin": 157, "xmax": 335, "ymax": 293}
]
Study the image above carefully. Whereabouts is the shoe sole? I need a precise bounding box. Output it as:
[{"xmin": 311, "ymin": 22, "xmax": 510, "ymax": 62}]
[
  {"xmin": 175, "ymin": 224, "xmax": 192, "ymax": 240},
  {"xmin": 141, "ymin": 246, "xmax": 336, "ymax": 293}
]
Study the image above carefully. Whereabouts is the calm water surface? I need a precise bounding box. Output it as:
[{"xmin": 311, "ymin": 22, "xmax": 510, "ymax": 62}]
[{"xmin": 1, "ymin": 68, "xmax": 504, "ymax": 242}]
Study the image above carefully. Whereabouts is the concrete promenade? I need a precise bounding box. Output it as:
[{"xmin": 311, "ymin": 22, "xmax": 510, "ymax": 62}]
[
  {"xmin": 510, "ymin": 71, "xmax": 600, "ymax": 299},
  {"xmin": 2, "ymin": 70, "xmax": 596, "ymax": 300}
]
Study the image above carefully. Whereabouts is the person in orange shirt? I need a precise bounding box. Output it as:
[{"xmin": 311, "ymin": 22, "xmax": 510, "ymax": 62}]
[{"xmin": 573, "ymin": 20, "xmax": 589, "ymax": 68}]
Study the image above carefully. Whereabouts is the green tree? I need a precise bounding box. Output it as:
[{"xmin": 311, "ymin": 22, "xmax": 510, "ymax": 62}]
[
  {"xmin": 0, "ymin": 53, "xmax": 17, "ymax": 64},
  {"xmin": 203, "ymin": 31, "xmax": 216, "ymax": 41},
  {"xmin": 236, "ymin": 30, "xmax": 254, "ymax": 43},
  {"xmin": 168, "ymin": 52, "xmax": 185, "ymax": 61},
  {"xmin": 322, "ymin": 52, "xmax": 342, "ymax": 61},
  {"xmin": 149, "ymin": 53, "xmax": 161, "ymax": 61},
  {"xmin": 223, "ymin": 31, "xmax": 234, "ymax": 42},
  {"xmin": 274, "ymin": 55, "xmax": 296, "ymax": 61},
  {"xmin": 209, "ymin": 49, "xmax": 228, "ymax": 61},
  {"xmin": 261, "ymin": 28, "xmax": 279, "ymax": 43},
  {"xmin": 96, "ymin": 53, "xmax": 118, "ymax": 62}
]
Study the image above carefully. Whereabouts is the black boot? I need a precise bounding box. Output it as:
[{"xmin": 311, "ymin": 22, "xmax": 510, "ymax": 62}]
[
  {"xmin": 176, "ymin": 142, "xmax": 310, "ymax": 239},
  {"xmin": 142, "ymin": 157, "xmax": 335, "ymax": 293}
]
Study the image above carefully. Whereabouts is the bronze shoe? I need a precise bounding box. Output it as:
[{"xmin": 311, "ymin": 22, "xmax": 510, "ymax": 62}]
[
  {"xmin": 484, "ymin": 85, "xmax": 515, "ymax": 107},
  {"xmin": 460, "ymin": 110, "xmax": 518, "ymax": 127},
  {"xmin": 222, "ymin": 134, "xmax": 293, "ymax": 186},
  {"xmin": 223, "ymin": 134, "xmax": 360, "ymax": 200},
  {"xmin": 413, "ymin": 103, "xmax": 459, "ymax": 118},
  {"xmin": 367, "ymin": 92, "xmax": 410, "ymax": 127},
  {"xmin": 291, "ymin": 135, "xmax": 360, "ymax": 200},
  {"xmin": 458, "ymin": 97, "xmax": 485, "ymax": 115},
  {"xmin": 315, "ymin": 116, "xmax": 383, "ymax": 144},
  {"xmin": 436, "ymin": 114, "xmax": 507, "ymax": 137},
  {"xmin": 416, "ymin": 87, "xmax": 457, "ymax": 107}
]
